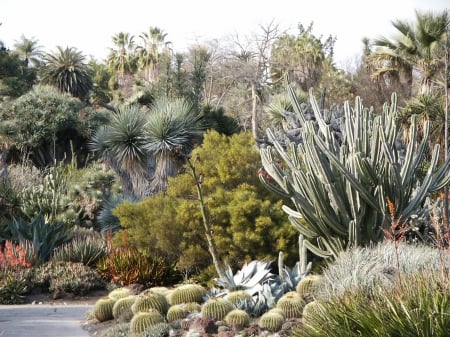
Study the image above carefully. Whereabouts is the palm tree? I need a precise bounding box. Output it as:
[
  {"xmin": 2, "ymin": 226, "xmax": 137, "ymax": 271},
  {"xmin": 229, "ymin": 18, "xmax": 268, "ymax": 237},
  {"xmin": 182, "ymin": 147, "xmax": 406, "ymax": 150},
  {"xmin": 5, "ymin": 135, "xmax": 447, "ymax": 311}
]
[
  {"xmin": 107, "ymin": 32, "xmax": 137, "ymax": 97},
  {"xmin": 40, "ymin": 46, "xmax": 93, "ymax": 100},
  {"xmin": 270, "ymin": 23, "xmax": 332, "ymax": 91},
  {"xmin": 370, "ymin": 10, "xmax": 449, "ymax": 96},
  {"xmin": 137, "ymin": 26, "xmax": 172, "ymax": 84},
  {"xmin": 13, "ymin": 34, "xmax": 43, "ymax": 68},
  {"xmin": 145, "ymin": 97, "xmax": 204, "ymax": 194}
]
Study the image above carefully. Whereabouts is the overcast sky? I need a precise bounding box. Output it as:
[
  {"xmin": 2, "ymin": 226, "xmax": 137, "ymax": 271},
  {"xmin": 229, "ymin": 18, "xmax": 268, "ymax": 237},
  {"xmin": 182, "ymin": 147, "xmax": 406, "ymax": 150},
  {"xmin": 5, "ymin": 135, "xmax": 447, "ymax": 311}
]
[{"xmin": 1, "ymin": 0, "xmax": 448, "ymax": 69}]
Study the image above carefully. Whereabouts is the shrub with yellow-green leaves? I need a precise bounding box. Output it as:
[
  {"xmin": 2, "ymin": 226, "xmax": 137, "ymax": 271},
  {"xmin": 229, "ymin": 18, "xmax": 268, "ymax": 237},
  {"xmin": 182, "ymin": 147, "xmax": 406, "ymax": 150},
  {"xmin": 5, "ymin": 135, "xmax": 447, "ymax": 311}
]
[{"xmin": 113, "ymin": 131, "xmax": 299, "ymax": 278}]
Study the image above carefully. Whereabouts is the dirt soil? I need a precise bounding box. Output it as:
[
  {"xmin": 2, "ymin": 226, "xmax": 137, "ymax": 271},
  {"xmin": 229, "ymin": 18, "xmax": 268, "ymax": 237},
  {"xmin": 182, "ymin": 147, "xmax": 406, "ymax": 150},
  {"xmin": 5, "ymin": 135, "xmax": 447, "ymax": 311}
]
[{"xmin": 24, "ymin": 288, "xmax": 109, "ymax": 306}]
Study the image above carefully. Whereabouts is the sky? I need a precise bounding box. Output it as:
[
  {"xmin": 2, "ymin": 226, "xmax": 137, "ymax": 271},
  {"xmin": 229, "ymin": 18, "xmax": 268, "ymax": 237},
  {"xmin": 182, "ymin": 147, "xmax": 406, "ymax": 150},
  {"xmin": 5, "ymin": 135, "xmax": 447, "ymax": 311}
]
[{"xmin": 1, "ymin": 0, "xmax": 449, "ymax": 69}]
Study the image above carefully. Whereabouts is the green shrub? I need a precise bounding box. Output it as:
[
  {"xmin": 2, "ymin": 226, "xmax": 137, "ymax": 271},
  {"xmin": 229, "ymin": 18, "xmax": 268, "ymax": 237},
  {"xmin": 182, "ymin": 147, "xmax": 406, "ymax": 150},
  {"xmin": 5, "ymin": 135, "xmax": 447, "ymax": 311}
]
[
  {"xmin": 113, "ymin": 131, "xmax": 298, "ymax": 278},
  {"xmin": 33, "ymin": 261, "xmax": 105, "ymax": 295},
  {"xmin": 8, "ymin": 214, "xmax": 70, "ymax": 262}
]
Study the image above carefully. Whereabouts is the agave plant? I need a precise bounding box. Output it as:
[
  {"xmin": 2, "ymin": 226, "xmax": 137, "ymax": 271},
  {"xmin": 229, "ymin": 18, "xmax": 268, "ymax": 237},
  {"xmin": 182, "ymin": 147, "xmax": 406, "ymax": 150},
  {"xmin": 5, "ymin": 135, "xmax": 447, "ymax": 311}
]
[
  {"xmin": 8, "ymin": 213, "xmax": 70, "ymax": 262},
  {"xmin": 214, "ymin": 260, "xmax": 275, "ymax": 296}
]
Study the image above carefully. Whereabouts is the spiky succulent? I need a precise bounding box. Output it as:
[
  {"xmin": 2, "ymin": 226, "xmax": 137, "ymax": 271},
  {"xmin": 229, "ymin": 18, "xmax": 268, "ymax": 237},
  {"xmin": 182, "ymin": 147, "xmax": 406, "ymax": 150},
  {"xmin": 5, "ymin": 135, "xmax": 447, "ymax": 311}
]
[
  {"xmin": 224, "ymin": 309, "xmax": 250, "ymax": 330},
  {"xmin": 258, "ymin": 309, "xmax": 285, "ymax": 332},
  {"xmin": 276, "ymin": 291, "xmax": 305, "ymax": 319},
  {"xmin": 168, "ymin": 284, "xmax": 206, "ymax": 305},
  {"xmin": 166, "ymin": 305, "xmax": 187, "ymax": 322},
  {"xmin": 296, "ymin": 274, "xmax": 324, "ymax": 302},
  {"xmin": 201, "ymin": 297, "xmax": 235, "ymax": 321},
  {"xmin": 109, "ymin": 287, "xmax": 134, "ymax": 301},
  {"xmin": 92, "ymin": 297, "xmax": 115, "ymax": 322},
  {"xmin": 112, "ymin": 295, "xmax": 136, "ymax": 323},
  {"xmin": 130, "ymin": 309, "xmax": 165, "ymax": 335},
  {"xmin": 132, "ymin": 290, "xmax": 169, "ymax": 315}
]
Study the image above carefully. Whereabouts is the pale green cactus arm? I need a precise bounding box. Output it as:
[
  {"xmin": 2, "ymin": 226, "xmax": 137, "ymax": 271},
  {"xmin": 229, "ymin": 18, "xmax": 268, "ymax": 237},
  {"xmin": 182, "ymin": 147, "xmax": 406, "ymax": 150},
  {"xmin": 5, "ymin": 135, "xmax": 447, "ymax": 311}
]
[{"xmin": 260, "ymin": 86, "xmax": 450, "ymax": 259}]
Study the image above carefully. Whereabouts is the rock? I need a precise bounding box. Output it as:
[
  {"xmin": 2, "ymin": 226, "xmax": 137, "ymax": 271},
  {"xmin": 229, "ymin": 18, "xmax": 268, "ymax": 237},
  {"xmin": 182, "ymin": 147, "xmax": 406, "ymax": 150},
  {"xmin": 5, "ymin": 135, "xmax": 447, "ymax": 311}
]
[{"xmin": 189, "ymin": 317, "xmax": 218, "ymax": 335}]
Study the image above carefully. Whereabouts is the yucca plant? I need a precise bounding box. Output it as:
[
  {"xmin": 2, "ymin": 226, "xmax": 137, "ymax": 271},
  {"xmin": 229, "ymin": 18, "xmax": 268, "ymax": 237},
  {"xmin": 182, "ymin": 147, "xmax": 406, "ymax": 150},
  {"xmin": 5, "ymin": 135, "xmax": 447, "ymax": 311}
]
[{"xmin": 260, "ymin": 86, "xmax": 450, "ymax": 258}]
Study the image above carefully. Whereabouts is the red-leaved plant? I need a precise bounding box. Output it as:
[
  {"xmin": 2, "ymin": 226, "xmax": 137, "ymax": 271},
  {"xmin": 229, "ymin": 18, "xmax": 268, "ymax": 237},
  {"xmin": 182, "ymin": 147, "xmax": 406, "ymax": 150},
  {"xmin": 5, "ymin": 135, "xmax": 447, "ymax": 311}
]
[{"xmin": 0, "ymin": 240, "xmax": 32, "ymax": 270}]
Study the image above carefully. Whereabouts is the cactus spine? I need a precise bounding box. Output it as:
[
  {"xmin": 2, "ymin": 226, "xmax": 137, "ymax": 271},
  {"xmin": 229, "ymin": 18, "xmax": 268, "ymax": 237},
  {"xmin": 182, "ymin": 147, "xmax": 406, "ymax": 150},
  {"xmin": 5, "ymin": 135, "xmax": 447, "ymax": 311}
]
[
  {"xmin": 182, "ymin": 302, "xmax": 202, "ymax": 313},
  {"xmin": 276, "ymin": 291, "xmax": 305, "ymax": 319},
  {"xmin": 92, "ymin": 297, "xmax": 115, "ymax": 322},
  {"xmin": 108, "ymin": 287, "xmax": 134, "ymax": 301},
  {"xmin": 166, "ymin": 305, "xmax": 187, "ymax": 322},
  {"xmin": 224, "ymin": 309, "xmax": 250, "ymax": 330},
  {"xmin": 132, "ymin": 290, "xmax": 169, "ymax": 314},
  {"xmin": 296, "ymin": 274, "xmax": 324, "ymax": 302},
  {"xmin": 168, "ymin": 284, "xmax": 206, "ymax": 305},
  {"xmin": 130, "ymin": 309, "xmax": 165, "ymax": 335},
  {"xmin": 201, "ymin": 297, "xmax": 234, "ymax": 321},
  {"xmin": 112, "ymin": 295, "xmax": 136, "ymax": 322},
  {"xmin": 258, "ymin": 309, "xmax": 285, "ymax": 332},
  {"xmin": 302, "ymin": 300, "xmax": 324, "ymax": 323}
]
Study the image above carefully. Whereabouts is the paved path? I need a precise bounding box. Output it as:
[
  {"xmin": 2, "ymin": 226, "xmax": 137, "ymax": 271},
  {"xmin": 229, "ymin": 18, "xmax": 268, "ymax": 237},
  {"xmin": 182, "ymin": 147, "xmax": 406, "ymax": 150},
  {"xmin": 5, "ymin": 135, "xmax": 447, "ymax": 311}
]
[{"xmin": 0, "ymin": 304, "xmax": 93, "ymax": 337}]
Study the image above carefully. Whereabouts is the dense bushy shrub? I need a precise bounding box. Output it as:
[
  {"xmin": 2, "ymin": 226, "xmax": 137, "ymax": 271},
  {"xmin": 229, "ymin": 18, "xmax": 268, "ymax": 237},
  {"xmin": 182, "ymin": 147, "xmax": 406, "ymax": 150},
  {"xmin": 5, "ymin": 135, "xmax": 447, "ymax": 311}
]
[
  {"xmin": 113, "ymin": 131, "xmax": 298, "ymax": 278},
  {"xmin": 33, "ymin": 261, "xmax": 105, "ymax": 295},
  {"xmin": 96, "ymin": 247, "xmax": 179, "ymax": 287}
]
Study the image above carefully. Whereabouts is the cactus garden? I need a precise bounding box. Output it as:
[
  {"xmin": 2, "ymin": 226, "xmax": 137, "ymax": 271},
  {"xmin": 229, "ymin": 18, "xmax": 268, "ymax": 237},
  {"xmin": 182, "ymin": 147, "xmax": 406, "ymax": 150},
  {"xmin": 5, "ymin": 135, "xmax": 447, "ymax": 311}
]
[{"xmin": 1, "ymin": 6, "xmax": 450, "ymax": 337}]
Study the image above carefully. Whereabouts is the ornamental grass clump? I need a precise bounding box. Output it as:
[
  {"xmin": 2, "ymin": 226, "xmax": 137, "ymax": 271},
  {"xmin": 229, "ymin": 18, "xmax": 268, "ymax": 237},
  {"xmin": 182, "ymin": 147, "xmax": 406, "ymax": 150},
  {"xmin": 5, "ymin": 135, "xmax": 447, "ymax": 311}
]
[{"xmin": 294, "ymin": 269, "xmax": 450, "ymax": 337}]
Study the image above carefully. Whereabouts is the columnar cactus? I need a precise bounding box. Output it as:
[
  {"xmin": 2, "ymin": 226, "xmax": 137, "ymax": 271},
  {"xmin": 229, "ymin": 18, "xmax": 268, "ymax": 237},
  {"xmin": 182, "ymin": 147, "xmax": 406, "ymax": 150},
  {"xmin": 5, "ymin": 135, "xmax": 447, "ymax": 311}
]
[
  {"xmin": 201, "ymin": 297, "xmax": 235, "ymax": 321},
  {"xmin": 260, "ymin": 87, "xmax": 450, "ymax": 258},
  {"xmin": 92, "ymin": 297, "xmax": 115, "ymax": 322}
]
